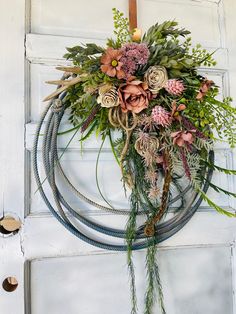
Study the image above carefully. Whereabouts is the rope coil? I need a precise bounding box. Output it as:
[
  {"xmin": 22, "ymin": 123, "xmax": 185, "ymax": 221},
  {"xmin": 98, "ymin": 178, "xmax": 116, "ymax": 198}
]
[
  {"xmin": 51, "ymin": 99, "xmax": 64, "ymax": 113},
  {"xmin": 32, "ymin": 90, "xmax": 214, "ymax": 251}
]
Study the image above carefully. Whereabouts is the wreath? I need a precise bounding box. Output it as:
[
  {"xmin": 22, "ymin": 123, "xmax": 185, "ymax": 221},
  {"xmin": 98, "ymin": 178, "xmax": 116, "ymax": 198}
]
[{"xmin": 33, "ymin": 9, "xmax": 236, "ymax": 314}]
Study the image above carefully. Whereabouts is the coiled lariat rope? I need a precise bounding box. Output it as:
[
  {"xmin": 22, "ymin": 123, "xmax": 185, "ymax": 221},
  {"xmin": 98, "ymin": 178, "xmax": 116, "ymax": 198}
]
[{"xmin": 33, "ymin": 91, "xmax": 214, "ymax": 251}]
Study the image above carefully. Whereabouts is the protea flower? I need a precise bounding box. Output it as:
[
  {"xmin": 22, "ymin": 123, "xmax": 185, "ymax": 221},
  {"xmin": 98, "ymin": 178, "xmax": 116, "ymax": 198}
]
[
  {"xmin": 151, "ymin": 106, "xmax": 172, "ymax": 127},
  {"xmin": 165, "ymin": 79, "xmax": 185, "ymax": 96}
]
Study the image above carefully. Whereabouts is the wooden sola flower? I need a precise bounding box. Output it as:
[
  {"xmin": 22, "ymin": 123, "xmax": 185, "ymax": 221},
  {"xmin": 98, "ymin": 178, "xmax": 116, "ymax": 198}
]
[
  {"xmin": 144, "ymin": 65, "xmax": 168, "ymax": 94},
  {"xmin": 100, "ymin": 47, "xmax": 125, "ymax": 79},
  {"xmin": 97, "ymin": 84, "xmax": 119, "ymax": 108},
  {"xmin": 36, "ymin": 8, "xmax": 236, "ymax": 314},
  {"xmin": 118, "ymin": 80, "xmax": 151, "ymax": 113}
]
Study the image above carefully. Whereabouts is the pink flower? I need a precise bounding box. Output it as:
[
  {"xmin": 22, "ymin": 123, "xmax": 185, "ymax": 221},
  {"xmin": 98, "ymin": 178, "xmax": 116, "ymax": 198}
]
[
  {"xmin": 120, "ymin": 43, "xmax": 150, "ymax": 77},
  {"xmin": 100, "ymin": 48, "xmax": 125, "ymax": 79},
  {"xmin": 148, "ymin": 186, "xmax": 161, "ymax": 200},
  {"xmin": 171, "ymin": 130, "xmax": 195, "ymax": 147},
  {"xmin": 165, "ymin": 79, "xmax": 185, "ymax": 96},
  {"xmin": 196, "ymin": 79, "xmax": 214, "ymax": 100},
  {"xmin": 171, "ymin": 101, "xmax": 186, "ymax": 122},
  {"xmin": 156, "ymin": 155, "xmax": 164, "ymax": 164},
  {"xmin": 118, "ymin": 80, "xmax": 151, "ymax": 114},
  {"xmin": 151, "ymin": 106, "xmax": 172, "ymax": 127}
]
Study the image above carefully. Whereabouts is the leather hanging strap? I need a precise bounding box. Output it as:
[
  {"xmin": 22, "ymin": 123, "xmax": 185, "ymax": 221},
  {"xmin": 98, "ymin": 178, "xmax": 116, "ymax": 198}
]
[{"xmin": 129, "ymin": 0, "xmax": 138, "ymax": 30}]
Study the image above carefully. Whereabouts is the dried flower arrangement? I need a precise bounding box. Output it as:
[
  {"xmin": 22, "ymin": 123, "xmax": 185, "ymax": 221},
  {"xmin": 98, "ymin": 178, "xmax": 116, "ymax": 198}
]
[{"xmin": 34, "ymin": 8, "xmax": 236, "ymax": 314}]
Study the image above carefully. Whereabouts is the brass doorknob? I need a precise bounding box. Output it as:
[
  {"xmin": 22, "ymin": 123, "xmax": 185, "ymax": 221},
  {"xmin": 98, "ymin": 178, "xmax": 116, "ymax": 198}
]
[
  {"xmin": 0, "ymin": 216, "xmax": 21, "ymax": 234},
  {"xmin": 2, "ymin": 277, "xmax": 18, "ymax": 292}
]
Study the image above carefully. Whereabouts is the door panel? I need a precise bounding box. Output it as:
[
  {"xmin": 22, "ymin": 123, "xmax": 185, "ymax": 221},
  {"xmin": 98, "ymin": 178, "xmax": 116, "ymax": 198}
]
[
  {"xmin": 1, "ymin": 0, "xmax": 236, "ymax": 314},
  {"xmin": 30, "ymin": 246, "xmax": 233, "ymax": 314},
  {"xmin": 22, "ymin": 0, "xmax": 236, "ymax": 312}
]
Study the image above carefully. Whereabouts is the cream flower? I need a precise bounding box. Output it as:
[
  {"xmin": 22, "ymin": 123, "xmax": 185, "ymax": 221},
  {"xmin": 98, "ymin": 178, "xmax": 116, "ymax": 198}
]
[
  {"xmin": 135, "ymin": 133, "xmax": 159, "ymax": 157},
  {"xmin": 144, "ymin": 66, "xmax": 168, "ymax": 94},
  {"xmin": 97, "ymin": 85, "xmax": 119, "ymax": 108}
]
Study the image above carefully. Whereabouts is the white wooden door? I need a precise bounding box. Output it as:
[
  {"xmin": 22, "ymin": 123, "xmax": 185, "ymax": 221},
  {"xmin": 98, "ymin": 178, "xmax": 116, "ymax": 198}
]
[{"xmin": 1, "ymin": 0, "xmax": 236, "ymax": 313}]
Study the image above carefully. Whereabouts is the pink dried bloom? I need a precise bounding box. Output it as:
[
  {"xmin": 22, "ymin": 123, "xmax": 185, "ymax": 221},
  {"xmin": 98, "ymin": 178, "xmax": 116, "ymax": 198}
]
[
  {"xmin": 148, "ymin": 185, "xmax": 161, "ymax": 200},
  {"xmin": 181, "ymin": 117, "xmax": 207, "ymax": 139},
  {"xmin": 143, "ymin": 152, "xmax": 156, "ymax": 167},
  {"xmin": 171, "ymin": 130, "xmax": 195, "ymax": 147},
  {"xmin": 145, "ymin": 169, "xmax": 158, "ymax": 185},
  {"xmin": 171, "ymin": 101, "xmax": 186, "ymax": 122},
  {"xmin": 120, "ymin": 43, "xmax": 150, "ymax": 77},
  {"xmin": 137, "ymin": 130, "xmax": 150, "ymax": 141},
  {"xmin": 137, "ymin": 114, "xmax": 155, "ymax": 132},
  {"xmin": 196, "ymin": 79, "xmax": 214, "ymax": 100},
  {"xmin": 165, "ymin": 79, "xmax": 185, "ymax": 96},
  {"xmin": 156, "ymin": 155, "xmax": 164, "ymax": 165},
  {"xmin": 152, "ymin": 106, "xmax": 172, "ymax": 127},
  {"xmin": 136, "ymin": 43, "xmax": 150, "ymax": 64}
]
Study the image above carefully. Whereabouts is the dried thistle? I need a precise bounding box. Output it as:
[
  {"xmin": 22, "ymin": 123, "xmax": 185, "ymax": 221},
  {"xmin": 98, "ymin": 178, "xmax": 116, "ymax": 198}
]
[
  {"xmin": 81, "ymin": 105, "xmax": 99, "ymax": 133},
  {"xmin": 179, "ymin": 147, "xmax": 191, "ymax": 179},
  {"xmin": 134, "ymin": 131, "xmax": 159, "ymax": 157}
]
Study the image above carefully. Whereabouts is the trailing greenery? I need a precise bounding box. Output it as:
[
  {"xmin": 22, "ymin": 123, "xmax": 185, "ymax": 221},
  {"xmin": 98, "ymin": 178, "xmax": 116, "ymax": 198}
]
[
  {"xmin": 198, "ymin": 189, "xmax": 236, "ymax": 218},
  {"xmin": 145, "ymin": 238, "xmax": 166, "ymax": 314},
  {"xmin": 203, "ymin": 161, "xmax": 236, "ymax": 175},
  {"xmin": 203, "ymin": 178, "xmax": 236, "ymax": 198},
  {"xmin": 95, "ymin": 135, "xmax": 114, "ymax": 209},
  {"xmin": 126, "ymin": 190, "xmax": 139, "ymax": 314}
]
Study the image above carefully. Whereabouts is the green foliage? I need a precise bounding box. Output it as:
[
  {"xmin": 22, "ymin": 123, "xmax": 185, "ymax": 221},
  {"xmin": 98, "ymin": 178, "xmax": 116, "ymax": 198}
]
[
  {"xmin": 179, "ymin": 79, "xmax": 236, "ymax": 147},
  {"xmin": 203, "ymin": 178, "xmax": 236, "ymax": 198},
  {"xmin": 142, "ymin": 20, "xmax": 190, "ymax": 46},
  {"xmin": 108, "ymin": 130, "xmax": 121, "ymax": 166},
  {"xmin": 42, "ymin": 9, "xmax": 236, "ymax": 314},
  {"xmin": 108, "ymin": 8, "xmax": 133, "ymax": 48},
  {"xmin": 64, "ymin": 43, "xmax": 104, "ymax": 71},
  {"xmin": 198, "ymin": 189, "xmax": 236, "ymax": 218},
  {"xmin": 208, "ymin": 96, "xmax": 236, "ymax": 147},
  {"xmin": 140, "ymin": 21, "xmax": 216, "ymax": 78},
  {"xmin": 66, "ymin": 90, "xmax": 96, "ymax": 126},
  {"xmin": 190, "ymin": 164, "xmax": 236, "ymax": 218},
  {"xmin": 144, "ymin": 240, "xmax": 166, "ymax": 314},
  {"xmin": 203, "ymin": 161, "xmax": 236, "ymax": 175},
  {"xmin": 142, "ymin": 39, "xmax": 187, "ymax": 74},
  {"xmin": 110, "ymin": 134, "xmax": 125, "ymax": 156},
  {"xmin": 66, "ymin": 88, "xmax": 109, "ymax": 140},
  {"xmin": 191, "ymin": 44, "xmax": 217, "ymax": 67},
  {"xmin": 126, "ymin": 190, "xmax": 139, "ymax": 314}
]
